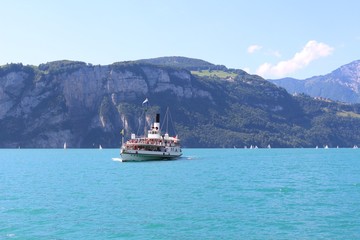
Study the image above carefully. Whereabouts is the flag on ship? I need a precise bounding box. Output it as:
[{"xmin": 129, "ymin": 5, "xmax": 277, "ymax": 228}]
[{"xmin": 142, "ymin": 98, "xmax": 149, "ymax": 105}]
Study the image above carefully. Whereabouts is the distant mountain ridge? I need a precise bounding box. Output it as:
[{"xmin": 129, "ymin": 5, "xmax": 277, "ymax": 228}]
[
  {"xmin": 135, "ymin": 56, "xmax": 227, "ymax": 71},
  {"xmin": 1, "ymin": 57, "xmax": 360, "ymax": 148},
  {"xmin": 269, "ymin": 60, "xmax": 360, "ymax": 103}
]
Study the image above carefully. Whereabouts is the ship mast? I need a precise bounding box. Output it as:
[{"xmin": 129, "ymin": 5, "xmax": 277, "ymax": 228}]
[
  {"xmin": 120, "ymin": 115, "xmax": 125, "ymax": 155},
  {"xmin": 121, "ymin": 116, "xmax": 125, "ymax": 146},
  {"xmin": 142, "ymin": 98, "xmax": 149, "ymax": 137},
  {"xmin": 165, "ymin": 107, "xmax": 169, "ymax": 134},
  {"xmin": 161, "ymin": 107, "xmax": 177, "ymax": 136}
]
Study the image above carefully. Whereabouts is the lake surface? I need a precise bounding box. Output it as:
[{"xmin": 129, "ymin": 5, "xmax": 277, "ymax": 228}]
[{"xmin": 1, "ymin": 148, "xmax": 360, "ymax": 239}]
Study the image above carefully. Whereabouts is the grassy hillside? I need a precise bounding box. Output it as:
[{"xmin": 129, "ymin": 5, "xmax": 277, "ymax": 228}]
[
  {"xmin": 135, "ymin": 56, "xmax": 227, "ymax": 71},
  {"xmin": 191, "ymin": 70, "xmax": 238, "ymax": 79},
  {"xmin": 110, "ymin": 71, "xmax": 360, "ymax": 148}
]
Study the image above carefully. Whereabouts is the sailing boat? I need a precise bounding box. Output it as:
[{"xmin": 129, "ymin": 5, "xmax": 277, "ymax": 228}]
[{"xmin": 64, "ymin": 142, "xmax": 67, "ymax": 149}]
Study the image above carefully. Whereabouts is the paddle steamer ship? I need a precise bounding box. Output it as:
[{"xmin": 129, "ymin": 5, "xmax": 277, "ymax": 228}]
[{"xmin": 120, "ymin": 113, "xmax": 182, "ymax": 162}]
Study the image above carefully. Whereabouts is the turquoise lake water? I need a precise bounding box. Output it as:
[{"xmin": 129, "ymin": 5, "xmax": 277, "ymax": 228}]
[{"xmin": 1, "ymin": 148, "xmax": 360, "ymax": 239}]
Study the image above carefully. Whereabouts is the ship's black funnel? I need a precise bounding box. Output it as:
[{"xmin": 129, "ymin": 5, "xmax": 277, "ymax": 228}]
[{"xmin": 156, "ymin": 114, "xmax": 160, "ymax": 123}]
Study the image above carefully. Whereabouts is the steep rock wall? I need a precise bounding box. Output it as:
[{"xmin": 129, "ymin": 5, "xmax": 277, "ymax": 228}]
[{"xmin": 0, "ymin": 62, "xmax": 211, "ymax": 147}]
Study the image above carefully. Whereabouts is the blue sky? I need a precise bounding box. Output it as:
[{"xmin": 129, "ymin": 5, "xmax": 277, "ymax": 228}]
[{"xmin": 1, "ymin": 0, "xmax": 359, "ymax": 79}]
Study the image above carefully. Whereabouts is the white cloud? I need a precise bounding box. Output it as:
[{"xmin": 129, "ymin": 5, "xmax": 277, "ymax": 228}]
[
  {"xmin": 247, "ymin": 44, "xmax": 262, "ymax": 54},
  {"xmin": 256, "ymin": 40, "xmax": 334, "ymax": 78},
  {"xmin": 267, "ymin": 50, "xmax": 281, "ymax": 58}
]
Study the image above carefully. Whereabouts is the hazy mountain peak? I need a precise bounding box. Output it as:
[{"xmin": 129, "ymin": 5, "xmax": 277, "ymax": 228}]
[{"xmin": 270, "ymin": 59, "xmax": 360, "ymax": 103}]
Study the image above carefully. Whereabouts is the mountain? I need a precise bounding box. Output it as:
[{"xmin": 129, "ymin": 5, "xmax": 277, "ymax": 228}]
[
  {"xmin": 269, "ymin": 60, "xmax": 360, "ymax": 103},
  {"xmin": 1, "ymin": 58, "xmax": 360, "ymax": 148},
  {"xmin": 135, "ymin": 56, "xmax": 227, "ymax": 71}
]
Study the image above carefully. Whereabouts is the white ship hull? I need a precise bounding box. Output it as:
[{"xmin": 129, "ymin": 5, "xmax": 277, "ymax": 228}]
[{"xmin": 121, "ymin": 149, "xmax": 182, "ymax": 162}]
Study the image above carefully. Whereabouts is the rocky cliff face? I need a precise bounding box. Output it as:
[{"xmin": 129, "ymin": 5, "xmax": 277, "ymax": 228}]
[
  {"xmin": 2, "ymin": 59, "xmax": 360, "ymax": 148},
  {"xmin": 0, "ymin": 61, "xmax": 213, "ymax": 148},
  {"xmin": 269, "ymin": 60, "xmax": 360, "ymax": 103}
]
